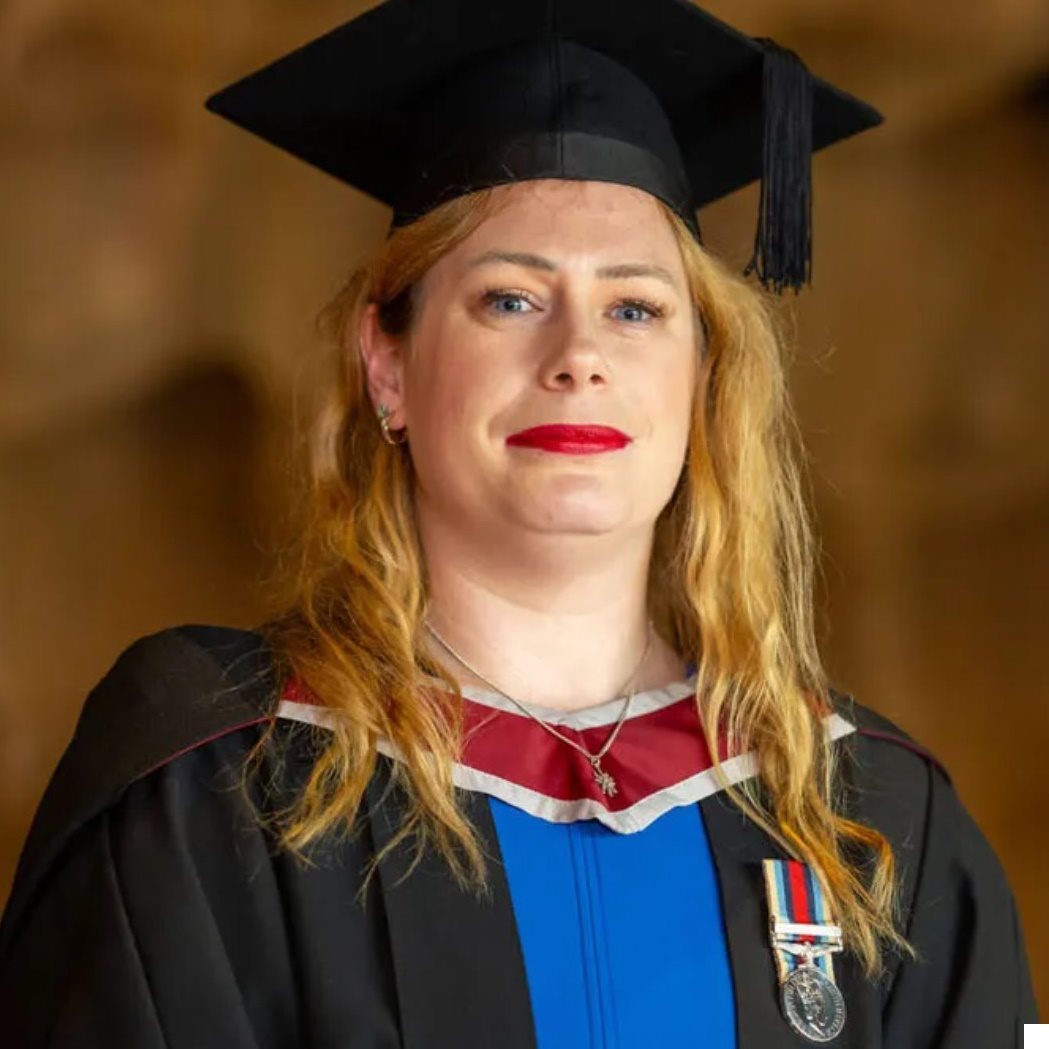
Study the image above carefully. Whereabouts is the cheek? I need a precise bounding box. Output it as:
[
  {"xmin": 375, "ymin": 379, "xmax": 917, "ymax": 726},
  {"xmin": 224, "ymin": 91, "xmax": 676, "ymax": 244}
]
[
  {"xmin": 405, "ymin": 341, "xmax": 505, "ymax": 446},
  {"xmin": 646, "ymin": 351, "xmax": 697, "ymax": 457},
  {"xmin": 652, "ymin": 341, "xmax": 696, "ymax": 405}
]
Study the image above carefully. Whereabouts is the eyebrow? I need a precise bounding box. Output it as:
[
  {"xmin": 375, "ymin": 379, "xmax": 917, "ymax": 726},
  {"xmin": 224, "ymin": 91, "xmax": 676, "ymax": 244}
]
[{"xmin": 465, "ymin": 250, "xmax": 681, "ymax": 290}]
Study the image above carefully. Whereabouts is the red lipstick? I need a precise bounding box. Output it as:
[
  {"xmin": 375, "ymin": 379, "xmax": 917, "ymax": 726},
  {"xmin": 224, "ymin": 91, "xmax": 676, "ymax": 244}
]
[{"xmin": 505, "ymin": 424, "xmax": 632, "ymax": 454}]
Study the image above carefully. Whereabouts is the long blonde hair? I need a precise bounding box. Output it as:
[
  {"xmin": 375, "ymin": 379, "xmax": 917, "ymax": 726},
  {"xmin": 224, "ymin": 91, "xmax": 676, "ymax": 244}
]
[{"xmin": 247, "ymin": 185, "xmax": 915, "ymax": 980}]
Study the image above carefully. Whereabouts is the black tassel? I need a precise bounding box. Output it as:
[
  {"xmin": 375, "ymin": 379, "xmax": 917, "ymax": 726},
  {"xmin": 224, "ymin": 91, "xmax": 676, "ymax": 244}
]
[{"xmin": 743, "ymin": 38, "xmax": 814, "ymax": 295}]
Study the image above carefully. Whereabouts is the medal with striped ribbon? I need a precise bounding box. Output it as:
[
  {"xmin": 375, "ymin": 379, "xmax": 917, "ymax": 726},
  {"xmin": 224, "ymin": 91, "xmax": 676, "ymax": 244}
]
[{"xmin": 762, "ymin": 858, "xmax": 847, "ymax": 1043}]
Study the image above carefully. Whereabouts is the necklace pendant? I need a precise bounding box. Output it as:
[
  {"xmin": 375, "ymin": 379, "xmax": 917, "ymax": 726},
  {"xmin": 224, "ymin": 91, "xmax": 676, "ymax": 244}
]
[{"xmin": 590, "ymin": 758, "xmax": 618, "ymax": 797}]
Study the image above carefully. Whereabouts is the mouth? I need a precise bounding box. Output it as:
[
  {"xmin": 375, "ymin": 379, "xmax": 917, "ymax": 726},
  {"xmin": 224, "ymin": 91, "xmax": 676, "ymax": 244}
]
[{"xmin": 505, "ymin": 424, "xmax": 632, "ymax": 455}]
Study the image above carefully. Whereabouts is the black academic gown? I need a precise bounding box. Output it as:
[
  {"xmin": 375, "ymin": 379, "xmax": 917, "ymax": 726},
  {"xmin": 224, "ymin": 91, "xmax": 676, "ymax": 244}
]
[{"xmin": 0, "ymin": 624, "xmax": 1038, "ymax": 1047}]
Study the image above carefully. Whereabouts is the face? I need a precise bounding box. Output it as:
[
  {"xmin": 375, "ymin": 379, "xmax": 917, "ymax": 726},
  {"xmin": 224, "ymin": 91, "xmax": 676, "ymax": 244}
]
[{"xmin": 360, "ymin": 179, "xmax": 700, "ymax": 558}]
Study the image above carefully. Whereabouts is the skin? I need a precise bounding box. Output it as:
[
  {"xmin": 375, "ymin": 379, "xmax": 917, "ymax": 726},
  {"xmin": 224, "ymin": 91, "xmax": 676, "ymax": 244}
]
[{"xmin": 358, "ymin": 178, "xmax": 702, "ymax": 711}]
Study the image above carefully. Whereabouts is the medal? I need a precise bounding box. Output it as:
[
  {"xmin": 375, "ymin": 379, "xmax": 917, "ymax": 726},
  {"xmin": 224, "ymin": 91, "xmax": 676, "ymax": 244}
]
[{"xmin": 763, "ymin": 859, "xmax": 847, "ymax": 1043}]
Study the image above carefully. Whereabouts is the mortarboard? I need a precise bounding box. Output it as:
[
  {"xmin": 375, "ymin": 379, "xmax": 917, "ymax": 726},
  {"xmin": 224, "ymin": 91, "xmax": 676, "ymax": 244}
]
[{"xmin": 204, "ymin": 0, "xmax": 884, "ymax": 294}]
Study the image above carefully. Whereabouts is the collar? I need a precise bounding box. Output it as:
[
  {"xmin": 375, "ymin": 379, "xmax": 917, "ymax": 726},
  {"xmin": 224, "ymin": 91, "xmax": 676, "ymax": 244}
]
[{"xmin": 277, "ymin": 674, "xmax": 855, "ymax": 835}]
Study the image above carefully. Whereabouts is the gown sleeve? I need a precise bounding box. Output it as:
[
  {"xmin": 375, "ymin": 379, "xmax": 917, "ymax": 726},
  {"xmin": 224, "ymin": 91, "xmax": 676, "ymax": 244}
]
[
  {"xmin": 2, "ymin": 804, "xmax": 168, "ymax": 1046},
  {"xmin": 0, "ymin": 729, "xmax": 302, "ymax": 1049},
  {"xmin": 881, "ymin": 759, "xmax": 1040, "ymax": 1045}
]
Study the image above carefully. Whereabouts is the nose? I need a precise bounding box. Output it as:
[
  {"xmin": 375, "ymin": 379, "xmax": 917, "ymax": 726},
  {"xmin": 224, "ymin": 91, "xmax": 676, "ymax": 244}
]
[{"xmin": 538, "ymin": 302, "xmax": 610, "ymax": 391}]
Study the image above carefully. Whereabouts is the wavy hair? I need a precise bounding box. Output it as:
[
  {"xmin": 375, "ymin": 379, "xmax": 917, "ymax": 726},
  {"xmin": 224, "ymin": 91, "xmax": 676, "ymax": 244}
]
[{"xmin": 246, "ymin": 185, "xmax": 916, "ymax": 980}]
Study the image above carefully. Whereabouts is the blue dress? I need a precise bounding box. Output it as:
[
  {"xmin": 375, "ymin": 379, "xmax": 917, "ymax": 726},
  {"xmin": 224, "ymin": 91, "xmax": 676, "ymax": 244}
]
[{"xmin": 454, "ymin": 664, "xmax": 738, "ymax": 1049}]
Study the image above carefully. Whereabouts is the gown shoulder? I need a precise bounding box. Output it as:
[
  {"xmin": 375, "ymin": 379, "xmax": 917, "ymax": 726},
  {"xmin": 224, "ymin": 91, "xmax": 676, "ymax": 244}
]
[
  {"xmin": 1, "ymin": 624, "xmax": 278, "ymax": 939},
  {"xmin": 0, "ymin": 623, "xmax": 347, "ymax": 1046},
  {"xmin": 826, "ymin": 686, "xmax": 1040, "ymax": 1034}
]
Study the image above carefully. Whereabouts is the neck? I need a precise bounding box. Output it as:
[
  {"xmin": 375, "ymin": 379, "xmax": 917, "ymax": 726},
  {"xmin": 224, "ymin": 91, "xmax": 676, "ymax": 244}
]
[{"xmin": 417, "ymin": 516, "xmax": 687, "ymax": 713}]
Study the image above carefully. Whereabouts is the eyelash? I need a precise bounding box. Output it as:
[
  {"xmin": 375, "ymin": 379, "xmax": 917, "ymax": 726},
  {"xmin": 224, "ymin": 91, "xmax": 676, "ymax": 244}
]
[{"xmin": 480, "ymin": 287, "xmax": 666, "ymax": 322}]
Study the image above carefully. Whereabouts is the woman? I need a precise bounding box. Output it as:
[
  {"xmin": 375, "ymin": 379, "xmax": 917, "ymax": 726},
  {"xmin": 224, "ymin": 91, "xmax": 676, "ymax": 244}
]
[{"xmin": 0, "ymin": 0, "xmax": 1037, "ymax": 1045}]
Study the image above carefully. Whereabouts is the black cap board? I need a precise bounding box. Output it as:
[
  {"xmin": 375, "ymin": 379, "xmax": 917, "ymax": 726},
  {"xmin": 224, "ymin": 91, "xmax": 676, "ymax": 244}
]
[{"xmin": 204, "ymin": 0, "xmax": 884, "ymax": 293}]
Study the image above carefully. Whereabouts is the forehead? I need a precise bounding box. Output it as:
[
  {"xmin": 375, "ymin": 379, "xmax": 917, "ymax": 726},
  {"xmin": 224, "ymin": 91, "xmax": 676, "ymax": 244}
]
[{"xmin": 437, "ymin": 179, "xmax": 684, "ymax": 277}]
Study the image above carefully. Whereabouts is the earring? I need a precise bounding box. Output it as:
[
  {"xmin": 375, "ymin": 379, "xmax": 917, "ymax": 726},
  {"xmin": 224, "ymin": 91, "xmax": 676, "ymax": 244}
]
[{"xmin": 376, "ymin": 403, "xmax": 408, "ymax": 445}]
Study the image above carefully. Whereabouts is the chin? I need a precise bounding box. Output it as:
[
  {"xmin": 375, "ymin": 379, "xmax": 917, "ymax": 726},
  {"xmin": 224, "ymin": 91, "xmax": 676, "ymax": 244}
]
[{"xmin": 514, "ymin": 497, "xmax": 637, "ymax": 535}]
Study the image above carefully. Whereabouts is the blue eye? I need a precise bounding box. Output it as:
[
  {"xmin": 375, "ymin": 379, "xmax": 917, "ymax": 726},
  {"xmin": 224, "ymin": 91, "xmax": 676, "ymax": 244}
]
[
  {"xmin": 612, "ymin": 300, "xmax": 663, "ymax": 323},
  {"xmin": 612, "ymin": 302, "xmax": 641, "ymax": 320},
  {"xmin": 482, "ymin": 289, "xmax": 535, "ymax": 314}
]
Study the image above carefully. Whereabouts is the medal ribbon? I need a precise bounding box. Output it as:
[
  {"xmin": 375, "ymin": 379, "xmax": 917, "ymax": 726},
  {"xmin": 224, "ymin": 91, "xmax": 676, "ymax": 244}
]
[{"xmin": 762, "ymin": 858, "xmax": 841, "ymax": 983}]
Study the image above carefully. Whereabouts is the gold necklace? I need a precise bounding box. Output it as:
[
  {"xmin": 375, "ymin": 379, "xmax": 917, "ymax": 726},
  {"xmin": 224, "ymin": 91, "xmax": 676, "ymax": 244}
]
[{"xmin": 423, "ymin": 619, "xmax": 653, "ymax": 797}]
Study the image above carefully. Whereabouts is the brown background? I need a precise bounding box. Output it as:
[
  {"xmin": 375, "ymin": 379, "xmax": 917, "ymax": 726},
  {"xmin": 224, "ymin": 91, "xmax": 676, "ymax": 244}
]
[{"xmin": 2, "ymin": 0, "xmax": 1047, "ymax": 1018}]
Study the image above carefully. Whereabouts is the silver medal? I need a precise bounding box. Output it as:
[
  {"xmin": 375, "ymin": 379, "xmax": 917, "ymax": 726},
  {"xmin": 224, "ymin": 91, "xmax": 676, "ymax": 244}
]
[{"xmin": 780, "ymin": 962, "xmax": 846, "ymax": 1043}]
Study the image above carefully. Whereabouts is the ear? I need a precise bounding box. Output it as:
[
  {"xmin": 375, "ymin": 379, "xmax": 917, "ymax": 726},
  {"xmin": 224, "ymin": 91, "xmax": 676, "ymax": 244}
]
[{"xmin": 358, "ymin": 301, "xmax": 407, "ymax": 428}]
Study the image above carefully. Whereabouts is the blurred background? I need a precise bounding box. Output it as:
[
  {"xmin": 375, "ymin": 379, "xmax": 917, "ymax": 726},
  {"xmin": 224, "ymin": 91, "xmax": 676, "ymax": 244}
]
[{"xmin": 1, "ymin": 0, "xmax": 1046, "ymax": 1016}]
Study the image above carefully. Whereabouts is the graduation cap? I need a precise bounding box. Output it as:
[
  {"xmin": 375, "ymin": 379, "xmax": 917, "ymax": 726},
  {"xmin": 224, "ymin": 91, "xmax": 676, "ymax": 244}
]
[{"xmin": 204, "ymin": 0, "xmax": 883, "ymax": 294}]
